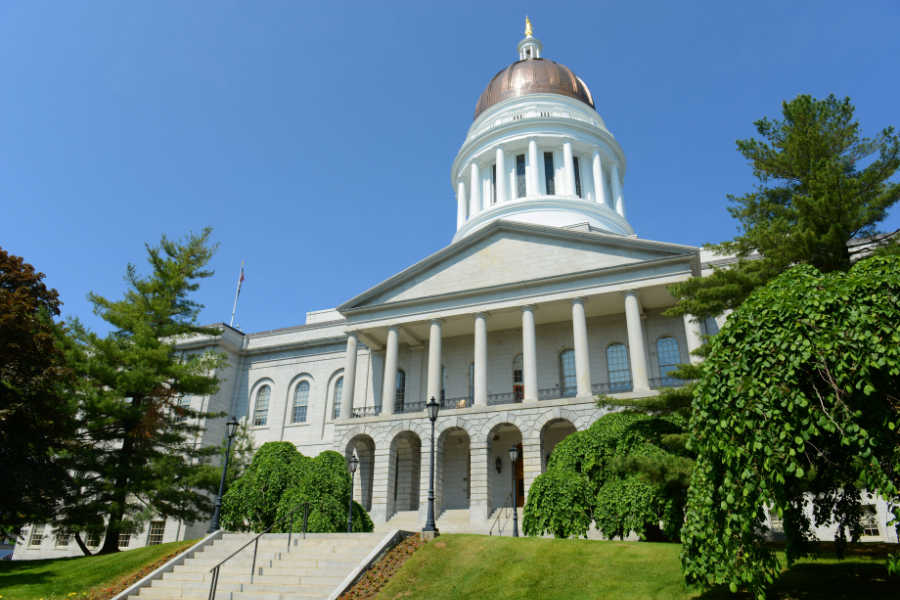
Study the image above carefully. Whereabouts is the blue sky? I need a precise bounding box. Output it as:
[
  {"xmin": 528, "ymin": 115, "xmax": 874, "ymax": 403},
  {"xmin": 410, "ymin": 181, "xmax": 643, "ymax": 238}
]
[{"xmin": 2, "ymin": 1, "xmax": 899, "ymax": 335}]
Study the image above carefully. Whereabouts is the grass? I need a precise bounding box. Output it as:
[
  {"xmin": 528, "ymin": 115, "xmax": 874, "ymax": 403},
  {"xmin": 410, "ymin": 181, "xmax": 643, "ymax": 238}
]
[
  {"xmin": 372, "ymin": 534, "xmax": 896, "ymax": 600},
  {"xmin": 0, "ymin": 539, "xmax": 196, "ymax": 600}
]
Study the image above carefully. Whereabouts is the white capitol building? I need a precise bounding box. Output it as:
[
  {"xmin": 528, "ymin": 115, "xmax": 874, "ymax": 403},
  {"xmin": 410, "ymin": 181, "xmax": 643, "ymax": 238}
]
[{"xmin": 15, "ymin": 21, "xmax": 896, "ymax": 558}]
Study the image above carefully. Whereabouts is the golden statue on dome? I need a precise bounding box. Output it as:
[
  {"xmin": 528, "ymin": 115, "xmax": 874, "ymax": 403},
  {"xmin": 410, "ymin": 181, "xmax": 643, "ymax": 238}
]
[{"xmin": 524, "ymin": 16, "xmax": 533, "ymax": 37}]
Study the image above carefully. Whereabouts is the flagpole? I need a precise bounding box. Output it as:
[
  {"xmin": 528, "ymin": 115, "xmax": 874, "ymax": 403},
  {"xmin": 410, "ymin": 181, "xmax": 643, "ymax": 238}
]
[{"xmin": 229, "ymin": 261, "xmax": 244, "ymax": 328}]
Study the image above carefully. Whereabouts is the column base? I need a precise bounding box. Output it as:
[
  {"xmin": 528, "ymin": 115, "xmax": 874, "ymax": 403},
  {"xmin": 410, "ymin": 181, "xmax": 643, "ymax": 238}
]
[{"xmin": 420, "ymin": 529, "xmax": 440, "ymax": 541}]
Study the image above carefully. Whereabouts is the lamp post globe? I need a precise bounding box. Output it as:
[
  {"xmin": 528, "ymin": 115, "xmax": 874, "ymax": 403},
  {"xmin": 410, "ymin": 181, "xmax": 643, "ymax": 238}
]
[
  {"xmin": 209, "ymin": 416, "xmax": 240, "ymax": 533},
  {"xmin": 509, "ymin": 445, "xmax": 519, "ymax": 538},
  {"xmin": 347, "ymin": 452, "xmax": 359, "ymax": 533},
  {"xmin": 423, "ymin": 397, "xmax": 440, "ymax": 537}
]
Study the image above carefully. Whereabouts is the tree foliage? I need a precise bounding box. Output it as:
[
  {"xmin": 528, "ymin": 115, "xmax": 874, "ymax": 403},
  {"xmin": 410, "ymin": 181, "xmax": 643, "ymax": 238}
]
[
  {"xmin": 221, "ymin": 443, "xmax": 373, "ymax": 533},
  {"xmin": 669, "ymin": 94, "xmax": 900, "ymax": 318},
  {"xmin": 57, "ymin": 229, "xmax": 225, "ymax": 554},
  {"xmin": 680, "ymin": 256, "xmax": 900, "ymax": 598},
  {"xmin": 0, "ymin": 247, "xmax": 76, "ymax": 535},
  {"xmin": 523, "ymin": 411, "xmax": 691, "ymax": 540}
]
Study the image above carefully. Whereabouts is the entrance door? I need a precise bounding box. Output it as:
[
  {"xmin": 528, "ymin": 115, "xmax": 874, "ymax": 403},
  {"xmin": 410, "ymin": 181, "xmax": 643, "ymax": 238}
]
[{"xmin": 516, "ymin": 443, "xmax": 524, "ymax": 507}]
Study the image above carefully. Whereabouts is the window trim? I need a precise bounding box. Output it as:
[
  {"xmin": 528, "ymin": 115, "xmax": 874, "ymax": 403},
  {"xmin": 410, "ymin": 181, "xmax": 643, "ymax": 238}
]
[
  {"xmin": 291, "ymin": 379, "xmax": 311, "ymax": 424},
  {"xmin": 252, "ymin": 383, "xmax": 272, "ymax": 427},
  {"xmin": 331, "ymin": 374, "xmax": 344, "ymax": 420}
]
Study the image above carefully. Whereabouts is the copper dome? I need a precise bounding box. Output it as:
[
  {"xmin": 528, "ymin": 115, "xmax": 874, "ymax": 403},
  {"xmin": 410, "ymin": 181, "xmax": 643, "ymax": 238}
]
[{"xmin": 473, "ymin": 58, "xmax": 595, "ymax": 120}]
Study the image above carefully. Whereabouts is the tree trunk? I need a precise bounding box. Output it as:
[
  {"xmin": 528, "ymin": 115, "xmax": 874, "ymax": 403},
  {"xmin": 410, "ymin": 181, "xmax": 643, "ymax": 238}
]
[
  {"xmin": 98, "ymin": 424, "xmax": 137, "ymax": 555},
  {"xmin": 73, "ymin": 532, "xmax": 92, "ymax": 556}
]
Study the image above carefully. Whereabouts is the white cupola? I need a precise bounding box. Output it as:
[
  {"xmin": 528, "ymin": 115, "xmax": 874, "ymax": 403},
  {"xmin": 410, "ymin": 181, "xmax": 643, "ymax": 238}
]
[{"xmin": 450, "ymin": 19, "xmax": 633, "ymax": 242}]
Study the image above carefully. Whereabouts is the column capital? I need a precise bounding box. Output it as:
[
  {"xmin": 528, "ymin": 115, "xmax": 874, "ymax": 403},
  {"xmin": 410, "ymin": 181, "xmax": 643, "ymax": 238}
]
[
  {"xmin": 571, "ymin": 296, "xmax": 587, "ymax": 306},
  {"xmin": 520, "ymin": 304, "xmax": 537, "ymax": 313},
  {"xmin": 473, "ymin": 311, "xmax": 491, "ymax": 320},
  {"xmin": 429, "ymin": 318, "xmax": 444, "ymax": 326}
]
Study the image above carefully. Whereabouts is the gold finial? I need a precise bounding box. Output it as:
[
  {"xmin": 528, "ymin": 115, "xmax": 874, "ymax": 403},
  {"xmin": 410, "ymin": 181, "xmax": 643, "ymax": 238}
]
[{"xmin": 524, "ymin": 15, "xmax": 533, "ymax": 37}]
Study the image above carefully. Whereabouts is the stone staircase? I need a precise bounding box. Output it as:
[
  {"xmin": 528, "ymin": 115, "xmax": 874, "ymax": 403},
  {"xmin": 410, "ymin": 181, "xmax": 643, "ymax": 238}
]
[
  {"xmin": 130, "ymin": 532, "xmax": 385, "ymax": 600},
  {"xmin": 487, "ymin": 506, "xmax": 523, "ymax": 536},
  {"xmin": 375, "ymin": 510, "xmax": 420, "ymax": 533}
]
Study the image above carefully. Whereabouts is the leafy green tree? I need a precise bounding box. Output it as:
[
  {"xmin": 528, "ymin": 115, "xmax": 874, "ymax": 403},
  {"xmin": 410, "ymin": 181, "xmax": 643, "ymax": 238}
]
[
  {"xmin": 0, "ymin": 247, "xmax": 76, "ymax": 536},
  {"xmin": 57, "ymin": 229, "xmax": 225, "ymax": 554},
  {"xmin": 523, "ymin": 411, "xmax": 690, "ymax": 540},
  {"xmin": 221, "ymin": 444, "xmax": 373, "ymax": 533},
  {"xmin": 680, "ymin": 256, "xmax": 900, "ymax": 598},
  {"xmin": 669, "ymin": 94, "xmax": 900, "ymax": 319}
]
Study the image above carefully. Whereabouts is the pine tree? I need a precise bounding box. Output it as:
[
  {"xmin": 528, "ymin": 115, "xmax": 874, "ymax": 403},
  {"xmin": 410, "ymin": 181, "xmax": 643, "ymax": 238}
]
[
  {"xmin": 58, "ymin": 229, "xmax": 225, "ymax": 554},
  {"xmin": 668, "ymin": 94, "xmax": 900, "ymax": 318}
]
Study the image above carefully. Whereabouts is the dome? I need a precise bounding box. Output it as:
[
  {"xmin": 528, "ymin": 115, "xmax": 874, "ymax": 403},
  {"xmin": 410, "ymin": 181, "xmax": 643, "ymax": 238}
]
[{"xmin": 474, "ymin": 58, "xmax": 595, "ymax": 120}]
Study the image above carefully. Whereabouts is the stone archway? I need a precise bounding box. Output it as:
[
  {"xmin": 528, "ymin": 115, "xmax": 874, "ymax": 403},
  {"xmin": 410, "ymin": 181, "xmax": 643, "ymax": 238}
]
[
  {"xmin": 486, "ymin": 422, "xmax": 523, "ymax": 515},
  {"xmin": 437, "ymin": 427, "xmax": 470, "ymax": 514},
  {"xmin": 540, "ymin": 418, "xmax": 577, "ymax": 472},
  {"xmin": 345, "ymin": 434, "xmax": 375, "ymax": 511},
  {"xmin": 387, "ymin": 430, "xmax": 421, "ymax": 518}
]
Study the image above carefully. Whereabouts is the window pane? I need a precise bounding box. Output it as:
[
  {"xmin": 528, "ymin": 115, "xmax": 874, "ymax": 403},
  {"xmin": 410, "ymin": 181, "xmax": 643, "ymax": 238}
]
[
  {"xmin": 513, "ymin": 354, "xmax": 524, "ymax": 400},
  {"xmin": 293, "ymin": 381, "xmax": 309, "ymax": 423},
  {"xmin": 544, "ymin": 152, "xmax": 555, "ymax": 195},
  {"xmin": 559, "ymin": 349, "xmax": 576, "ymax": 397},
  {"xmin": 118, "ymin": 533, "xmax": 131, "ymax": 548},
  {"xmin": 148, "ymin": 521, "xmax": 165, "ymax": 545},
  {"xmin": 253, "ymin": 385, "xmax": 270, "ymax": 426},
  {"xmin": 607, "ymin": 344, "xmax": 632, "ymax": 392},
  {"xmin": 468, "ymin": 363, "xmax": 475, "ymax": 400},
  {"xmin": 86, "ymin": 532, "xmax": 102, "ymax": 547},
  {"xmin": 573, "ymin": 156, "xmax": 582, "ymax": 197},
  {"xmin": 55, "ymin": 531, "xmax": 70, "ymax": 547},
  {"xmin": 332, "ymin": 377, "xmax": 343, "ymax": 419},
  {"xmin": 395, "ymin": 370, "xmax": 406, "ymax": 410},
  {"xmin": 516, "ymin": 155, "xmax": 526, "ymax": 197},
  {"xmin": 657, "ymin": 337, "xmax": 681, "ymax": 385}
]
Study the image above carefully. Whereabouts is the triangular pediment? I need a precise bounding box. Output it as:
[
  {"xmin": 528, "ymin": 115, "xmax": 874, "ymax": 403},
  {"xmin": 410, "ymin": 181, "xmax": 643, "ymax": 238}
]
[{"xmin": 339, "ymin": 221, "xmax": 697, "ymax": 312}]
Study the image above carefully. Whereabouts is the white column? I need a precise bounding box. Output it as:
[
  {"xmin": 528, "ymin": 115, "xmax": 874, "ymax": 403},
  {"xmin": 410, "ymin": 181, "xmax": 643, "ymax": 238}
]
[
  {"xmin": 381, "ymin": 327, "xmax": 399, "ymax": 416},
  {"xmin": 521, "ymin": 306, "xmax": 538, "ymax": 402},
  {"xmin": 571, "ymin": 298, "xmax": 592, "ymax": 397},
  {"xmin": 470, "ymin": 163, "xmax": 481, "ymax": 215},
  {"xmin": 612, "ymin": 163, "xmax": 625, "ymax": 217},
  {"xmin": 341, "ymin": 333, "xmax": 358, "ymax": 418},
  {"xmin": 592, "ymin": 149, "xmax": 607, "ymax": 207},
  {"xmin": 562, "ymin": 142, "xmax": 576, "ymax": 196},
  {"xmin": 456, "ymin": 180, "xmax": 467, "ymax": 228},
  {"xmin": 526, "ymin": 138, "xmax": 539, "ymax": 197},
  {"xmin": 495, "ymin": 147, "xmax": 507, "ymax": 204},
  {"xmin": 426, "ymin": 319, "xmax": 442, "ymax": 402},
  {"xmin": 683, "ymin": 314, "xmax": 704, "ymax": 365},
  {"xmin": 624, "ymin": 291, "xmax": 650, "ymax": 392},
  {"xmin": 473, "ymin": 313, "xmax": 488, "ymax": 406}
]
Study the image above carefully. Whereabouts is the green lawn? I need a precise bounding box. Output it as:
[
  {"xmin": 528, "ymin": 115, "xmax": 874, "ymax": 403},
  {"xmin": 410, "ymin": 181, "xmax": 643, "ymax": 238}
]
[
  {"xmin": 0, "ymin": 539, "xmax": 196, "ymax": 600},
  {"xmin": 373, "ymin": 534, "xmax": 895, "ymax": 600}
]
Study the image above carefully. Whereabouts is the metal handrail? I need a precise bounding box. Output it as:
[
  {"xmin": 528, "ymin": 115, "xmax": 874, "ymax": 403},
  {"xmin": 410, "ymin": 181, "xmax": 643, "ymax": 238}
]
[
  {"xmin": 489, "ymin": 492, "xmax": 514, "ymax": 536},
  {"xmin": 207, "ymin": 503, "xmax": 309, "ymax": 600}
]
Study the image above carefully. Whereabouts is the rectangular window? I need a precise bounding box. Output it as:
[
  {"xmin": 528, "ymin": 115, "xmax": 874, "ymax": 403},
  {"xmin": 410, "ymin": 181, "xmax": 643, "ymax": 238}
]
[
  {"xmin": 148, "ymin": 521, "xmax": 165, "ymax": 545},
  {"xmin": 543, "ymin": 152, "xmax": 555, "ymax": 195},
  {"xmin": 490, "ymin": 164, "xmax": 496, "ymax": 205},
  {"xmin": 28, "ymin": 526, "xmax": 44, "ymax": 547},
  {"xmin": 573, "ymin": 156, "xmax": 582, "ymax": 197},
  {"xmin": 86, "ymin": 532, "xmax": 102, "ymax": 547},
  {"xmin": 55, "ymin": 530, "xmax": 71, "ymax": 547},
  {"xmin": 175, "ymin": 395, "xmax": 191, "ymax": 423},
  {"xmin": 515, "ymin": 154, "xmax": 526, "ymax": 197},
  {"xmin": 118, "ymin": 533, "xmax": 131, "ymax": 549},
  {"xmin": 861, "ymin": 505, "xmax": 880, "ymax": 537}
]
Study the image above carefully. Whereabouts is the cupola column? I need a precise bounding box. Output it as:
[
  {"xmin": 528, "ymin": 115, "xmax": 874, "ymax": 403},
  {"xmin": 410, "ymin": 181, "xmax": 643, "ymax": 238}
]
[
  {"xmin": 470, "ymin": 163, "xmax": 482, "ymax": 215},
  {"xmin": 456, "ymin": 180, "xmax": 467, "ymax": 228},
  {"xmin": 527, "ymin": 139, "xmax": 539, "ymax": 197},
  {"xmin": 495, "ymin": 147, "xmax": 507, "ymax": 203},
  {"xmin": 563, "ymin": 142, "xmax": 576, "ymax": 196},
  {"xmin": 592, "ymin": 149, "xmax": 607, "ymax": 207},
  {"xmin": 612, "ymin": 163, "xmax": 625, "ymax": 217}
]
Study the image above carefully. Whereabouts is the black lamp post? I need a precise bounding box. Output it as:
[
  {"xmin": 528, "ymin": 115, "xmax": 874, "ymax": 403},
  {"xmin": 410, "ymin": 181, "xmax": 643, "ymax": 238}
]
[
  {"xmin": 509, "ymin": 445, "xmax": 519, "ymax": 538},
  {"xmin": 347, "ymin": 452, "xmax": 359, "ymax": 533},
  {"xmin": 422, "ymin": 396, "xmax": 440, "ymax": 536},
  {"xmin": 209, "ymin": 416, "xmax": 240, "ymax": 533}
]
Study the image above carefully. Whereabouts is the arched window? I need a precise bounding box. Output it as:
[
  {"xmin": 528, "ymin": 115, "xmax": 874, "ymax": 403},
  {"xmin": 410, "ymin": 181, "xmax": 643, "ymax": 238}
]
[
  {"xmin": 657, "ymin": 337, "xmax": 681, "ymax": 385},
  {"xmin": 559, "ymin": 349, "xmax": 576, "ymax": 397},
  {"xmin": 606, "ymin": 344, "xmax": 631, "ymax": 392},
  {"xmin": 332, "ymin": 377, "xmax": 343, "ymax": 419},
  {"xmin": 512, "ymin": 354, "xmax": 524, "ymax": 401},
  {"xmin": 395, "ymin": 369, "xmax": 406, "ymax": 410},
  {"xmin": 253, "ymin": 385, "xmax": 270, "ymax": 426},
  {"xmin": 292, "ymin": 381, "xmax": 310, "ymax": 423}
]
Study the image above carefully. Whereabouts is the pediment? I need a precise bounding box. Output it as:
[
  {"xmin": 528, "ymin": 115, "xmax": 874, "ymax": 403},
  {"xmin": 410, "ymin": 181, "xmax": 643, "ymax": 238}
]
[{"xmin": 340, "ymin": 222, "xmax": 696, "ymax": 311}]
